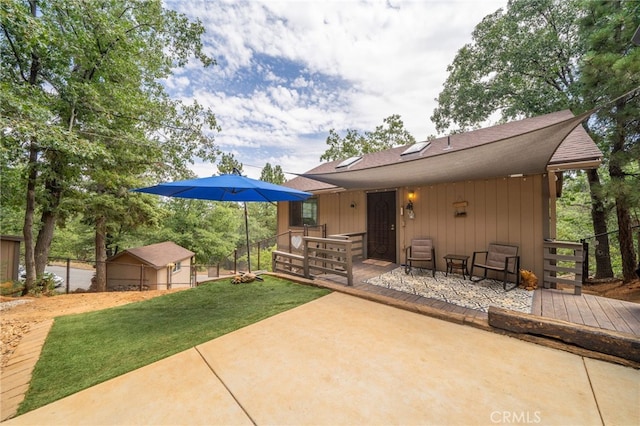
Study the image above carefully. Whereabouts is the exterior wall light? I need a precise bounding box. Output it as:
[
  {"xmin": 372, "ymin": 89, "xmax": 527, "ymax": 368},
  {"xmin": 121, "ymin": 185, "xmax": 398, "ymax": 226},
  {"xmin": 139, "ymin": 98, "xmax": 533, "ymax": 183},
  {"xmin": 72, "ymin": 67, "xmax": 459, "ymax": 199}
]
[{"xmin": 406, "ymin": 190, "xmax": 415, "ymax": 219}]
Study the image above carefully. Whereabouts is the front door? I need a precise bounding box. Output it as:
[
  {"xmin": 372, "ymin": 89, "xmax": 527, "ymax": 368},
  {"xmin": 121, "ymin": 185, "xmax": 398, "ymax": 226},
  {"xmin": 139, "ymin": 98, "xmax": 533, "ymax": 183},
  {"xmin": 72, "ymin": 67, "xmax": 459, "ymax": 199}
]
[{"xmin": 367, "ymin": 191, "xmax": 397, "ymax": 262}]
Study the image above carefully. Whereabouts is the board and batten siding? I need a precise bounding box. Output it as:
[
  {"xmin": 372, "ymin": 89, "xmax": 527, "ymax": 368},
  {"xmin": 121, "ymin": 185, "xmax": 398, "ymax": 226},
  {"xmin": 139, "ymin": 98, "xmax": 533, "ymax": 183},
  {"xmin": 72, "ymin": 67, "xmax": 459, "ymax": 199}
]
[{"xmin": 278, "ymin": 174, "xmax": 551, "ymax": 279}]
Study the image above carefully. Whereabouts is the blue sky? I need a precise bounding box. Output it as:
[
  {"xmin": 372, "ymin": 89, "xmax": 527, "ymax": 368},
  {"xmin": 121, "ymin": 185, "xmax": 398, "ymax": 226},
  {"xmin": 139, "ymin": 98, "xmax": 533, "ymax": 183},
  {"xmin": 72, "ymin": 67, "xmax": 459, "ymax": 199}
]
[{"xmin": 163, "ymin": 0, "xmax": 507, "ymax": 179}]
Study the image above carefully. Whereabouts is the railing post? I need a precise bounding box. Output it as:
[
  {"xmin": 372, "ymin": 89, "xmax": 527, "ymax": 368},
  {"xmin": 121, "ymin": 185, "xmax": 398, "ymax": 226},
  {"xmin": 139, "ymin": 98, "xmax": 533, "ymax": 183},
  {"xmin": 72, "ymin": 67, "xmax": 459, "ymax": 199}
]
[
  {"xmin": 345, "ymin": 240, "xmax": 353, "ymax": 286},
  {"xmin": 303, "ymin": 238, "xmax": 310, "ymax": 279},
  {"xmin": 257, "ymin": 243, "xmax": 261, "ymax": 271},
  {"xmin": 581, "ymin": 239, "xmax": 588, "ymax": 285},
  {"xmin": 363, "ymin": 233, "xmax": 367, "ymax": 259}
]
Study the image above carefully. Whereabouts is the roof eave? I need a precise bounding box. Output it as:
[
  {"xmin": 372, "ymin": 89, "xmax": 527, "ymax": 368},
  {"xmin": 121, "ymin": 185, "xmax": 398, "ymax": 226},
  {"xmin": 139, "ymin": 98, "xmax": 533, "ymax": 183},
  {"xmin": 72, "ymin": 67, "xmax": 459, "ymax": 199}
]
[{"xmin": 547, "ymin": 158, "xmax": 602, "ymax": 172}]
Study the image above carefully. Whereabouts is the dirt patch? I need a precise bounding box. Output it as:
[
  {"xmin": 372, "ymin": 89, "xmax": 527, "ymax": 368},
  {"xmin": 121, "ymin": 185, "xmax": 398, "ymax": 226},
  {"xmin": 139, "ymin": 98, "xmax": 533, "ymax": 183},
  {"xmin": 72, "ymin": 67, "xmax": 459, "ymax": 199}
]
[
  {"xmin": 0, "ymin": 289, "xmax": 188, "ymax": 371},
  {"xmin": 581, "ymin": 278, "xmax": 640, "ymax": 303}
]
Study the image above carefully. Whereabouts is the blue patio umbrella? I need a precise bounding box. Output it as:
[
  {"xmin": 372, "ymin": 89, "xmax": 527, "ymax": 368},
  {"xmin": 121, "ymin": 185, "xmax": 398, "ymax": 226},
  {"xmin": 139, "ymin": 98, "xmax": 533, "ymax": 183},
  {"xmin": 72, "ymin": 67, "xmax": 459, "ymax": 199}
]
[{"xmin": 132, "ymin": 170, "xmax": 312, "ymax": 272}]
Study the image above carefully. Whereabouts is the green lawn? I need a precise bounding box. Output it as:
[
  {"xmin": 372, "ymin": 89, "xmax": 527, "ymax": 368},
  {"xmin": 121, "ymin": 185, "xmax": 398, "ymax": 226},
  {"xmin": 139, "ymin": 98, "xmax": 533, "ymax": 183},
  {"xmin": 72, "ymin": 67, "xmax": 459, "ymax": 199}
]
[{"xmin": 19, "ymin": 276, "xmax": 330, "ymax": 414}]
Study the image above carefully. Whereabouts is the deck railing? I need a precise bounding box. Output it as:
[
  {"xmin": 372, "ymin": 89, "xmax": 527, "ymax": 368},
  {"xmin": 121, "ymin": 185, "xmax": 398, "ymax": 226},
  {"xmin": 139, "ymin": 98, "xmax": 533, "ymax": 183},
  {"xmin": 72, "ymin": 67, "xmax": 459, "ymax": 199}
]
[
  {"xmin": 272, "ymin": 235, "xmax": 357, "ymax": 285},
  {"xmin": 326, "ymin": 231, "xmax": 367, "ymax": 259},
  {"xmin": 543, "ymin": 241, "xmax": 584, "ymax": 295}
]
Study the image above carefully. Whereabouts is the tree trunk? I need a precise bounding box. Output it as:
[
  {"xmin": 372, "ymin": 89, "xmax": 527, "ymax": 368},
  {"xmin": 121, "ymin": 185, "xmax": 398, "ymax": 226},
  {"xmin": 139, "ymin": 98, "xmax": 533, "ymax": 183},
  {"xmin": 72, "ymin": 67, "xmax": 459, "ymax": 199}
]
[
  {"xmin": 586, "ymin": 168, "xmax": 614, "ymax": 278},
  {"xmin": 34, "ymin": 166, "xmax": 64, "ymax": 276},
  {"xmin": 609, "ymin": 99, "xmax": 637, "ymax": 282},
  {"xmin": 21, "ymin": 1, "xmax": 41, "ymax": 295},
  {"xmin": 95, "ymin": 215, "xmax": 108, "ymax": 292},
  {"xmin": 615, "ymin": 201, "xmax": 637, "ymax": 282},
  {"xmin": 34, "ymin": 211, "xmax": 57, "ymax": 276},
  {"xmin": 21, "ymin": 146, "xmax": 39, "ymax": 295}
]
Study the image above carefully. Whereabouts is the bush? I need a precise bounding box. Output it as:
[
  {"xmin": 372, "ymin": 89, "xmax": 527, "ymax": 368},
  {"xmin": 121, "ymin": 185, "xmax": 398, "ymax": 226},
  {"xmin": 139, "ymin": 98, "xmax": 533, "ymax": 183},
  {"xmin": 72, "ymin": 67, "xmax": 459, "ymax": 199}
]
[
  {"xmin": 28, "ymin": 276, "xmax": 59, "ymax": 296},
  {"xmin": 0, "ymin": 280, "xmax": 24, "ymax": 297}
]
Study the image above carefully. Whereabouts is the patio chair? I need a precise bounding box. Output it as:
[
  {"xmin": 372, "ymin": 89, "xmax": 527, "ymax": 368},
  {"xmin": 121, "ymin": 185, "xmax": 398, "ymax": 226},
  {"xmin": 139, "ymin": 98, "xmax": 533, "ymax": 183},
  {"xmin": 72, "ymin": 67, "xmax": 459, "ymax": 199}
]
[
  {"xmin": 405, "ymin": 238, "xmax": 436, "ymax": 277},
  {"xmin": 470, "ymin": 243, "xmax": 520, "ymax": 291}
]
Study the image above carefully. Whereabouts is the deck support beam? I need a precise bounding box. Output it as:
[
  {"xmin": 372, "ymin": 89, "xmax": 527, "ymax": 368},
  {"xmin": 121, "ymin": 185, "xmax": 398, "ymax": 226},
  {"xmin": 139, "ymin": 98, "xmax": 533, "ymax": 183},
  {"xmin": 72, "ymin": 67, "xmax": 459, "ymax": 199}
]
[{"xmin": 488, "ymin": 306, "xmax": 640, "ymax": 363}]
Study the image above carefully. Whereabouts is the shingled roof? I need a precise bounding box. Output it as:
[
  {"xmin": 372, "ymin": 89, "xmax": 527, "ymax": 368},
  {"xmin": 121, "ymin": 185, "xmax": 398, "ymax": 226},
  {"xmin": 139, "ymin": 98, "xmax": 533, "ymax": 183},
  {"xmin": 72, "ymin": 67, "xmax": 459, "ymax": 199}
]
[
  {"xmin": 109, "ymin": 241, "xmax": 195, "ymax": 269},
  {"xmin": 287, "ymin": 109, "xmax": 602, "ymax": 192}
]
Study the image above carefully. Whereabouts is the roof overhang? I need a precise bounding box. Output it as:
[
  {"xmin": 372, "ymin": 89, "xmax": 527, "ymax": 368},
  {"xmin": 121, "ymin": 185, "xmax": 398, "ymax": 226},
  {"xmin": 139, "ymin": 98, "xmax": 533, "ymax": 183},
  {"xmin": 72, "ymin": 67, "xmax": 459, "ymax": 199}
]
[
  {"xmin": 301, "ymin": 109, "xmax": 598, "ymax": 191},
  {"xmin": 547, "ymin": 159, "xmax": 601, "ymax": 172}
]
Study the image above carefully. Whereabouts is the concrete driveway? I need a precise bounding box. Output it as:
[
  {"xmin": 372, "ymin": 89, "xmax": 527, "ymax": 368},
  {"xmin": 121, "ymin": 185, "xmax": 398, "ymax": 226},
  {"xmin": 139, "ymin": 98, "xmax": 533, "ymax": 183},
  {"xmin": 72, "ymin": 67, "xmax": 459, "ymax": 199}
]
[{"xmin": 4, "ymin": 292, "xmax": 639, "ymax": 425}]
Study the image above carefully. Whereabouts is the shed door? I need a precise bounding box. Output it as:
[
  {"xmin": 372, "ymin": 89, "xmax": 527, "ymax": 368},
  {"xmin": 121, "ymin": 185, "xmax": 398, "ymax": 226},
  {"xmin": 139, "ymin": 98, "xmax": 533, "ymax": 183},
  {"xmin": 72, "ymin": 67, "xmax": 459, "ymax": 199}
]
[{"xmin": 367, "ymin": 191, "xmax": 397, "ymax": 262}]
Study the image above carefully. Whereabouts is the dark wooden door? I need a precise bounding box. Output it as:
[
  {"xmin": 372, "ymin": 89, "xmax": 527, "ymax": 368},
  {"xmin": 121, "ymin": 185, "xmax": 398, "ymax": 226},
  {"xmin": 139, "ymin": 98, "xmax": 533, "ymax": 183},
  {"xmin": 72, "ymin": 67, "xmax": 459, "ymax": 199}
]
[{"xmin": 367, "ymin": 191, "xmax": 397, "ymax": 262}]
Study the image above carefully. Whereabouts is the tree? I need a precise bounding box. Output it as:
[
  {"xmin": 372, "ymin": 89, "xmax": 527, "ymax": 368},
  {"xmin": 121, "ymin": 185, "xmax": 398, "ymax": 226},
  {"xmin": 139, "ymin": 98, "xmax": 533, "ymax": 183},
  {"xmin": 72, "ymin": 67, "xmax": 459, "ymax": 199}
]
[
  {"xmin": 431, "ymin": 0, "xmax": 582, "ymax": 133},
  {"xmin": 253, "ymin": 163, "xmax": 286, "ymax": 242},
  {"xmin": 155, "ymin": 199, "xmax": 242, "ymax": 264},
  {"xmin": 579, "ymin": 0, "xmax": 640, "ymax": 281},
  {"xmin": 217, "ymin": 153, "xmax": 243, "ymax": 175},
  {"xmin": 1, "ymin": 0, "xmax": 219, "ymax": 292},
  {"xmin": 320, "ymin": 114, "xmax": 416, "ymax": 161},
  {"xmin": 260, "ymin": 163, "xmax": 285, "ymax": 185},
  {"xmin": 430, "ymin": 0, "xmax": 638, "ymax": 280}
]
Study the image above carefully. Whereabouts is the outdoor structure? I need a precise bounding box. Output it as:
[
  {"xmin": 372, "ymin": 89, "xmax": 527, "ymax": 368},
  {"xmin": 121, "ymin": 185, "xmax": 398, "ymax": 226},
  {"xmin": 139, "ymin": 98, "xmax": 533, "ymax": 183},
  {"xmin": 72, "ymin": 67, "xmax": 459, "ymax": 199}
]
[
  {"xmin": 277, "ymin": 110, "xmax": 602, "ymax": 282},
  {"xmin": 106, "ymin": 241, "xmax": 195, "ymax": 291},
  {"xmin": 0, "ymin": 235, "xmax": 22, "ymax": 283}
]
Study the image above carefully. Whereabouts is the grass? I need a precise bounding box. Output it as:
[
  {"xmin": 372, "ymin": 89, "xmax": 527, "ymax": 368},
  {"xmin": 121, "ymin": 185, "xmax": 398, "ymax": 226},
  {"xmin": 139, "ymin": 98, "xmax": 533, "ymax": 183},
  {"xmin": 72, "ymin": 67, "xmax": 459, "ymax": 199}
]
[{"xmin": 19, "ymin": 276, "xmax": 330, "ymax": 414}]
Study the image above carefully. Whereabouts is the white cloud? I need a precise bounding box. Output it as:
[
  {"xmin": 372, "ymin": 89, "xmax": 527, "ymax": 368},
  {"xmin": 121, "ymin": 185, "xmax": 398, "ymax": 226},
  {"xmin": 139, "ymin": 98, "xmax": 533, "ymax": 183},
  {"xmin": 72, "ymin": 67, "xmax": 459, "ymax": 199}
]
[{"xmin": 165, "ymin": 0, "xmax": 507, "ymax": 178}]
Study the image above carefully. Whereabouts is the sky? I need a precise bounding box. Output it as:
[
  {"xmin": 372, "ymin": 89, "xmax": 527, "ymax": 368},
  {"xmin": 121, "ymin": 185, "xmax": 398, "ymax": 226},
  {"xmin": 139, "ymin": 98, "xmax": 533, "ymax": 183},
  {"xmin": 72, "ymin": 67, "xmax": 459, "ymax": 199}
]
[{"xmin": 163, "ymin": 0, "xmax": 508, "ymax": 179}]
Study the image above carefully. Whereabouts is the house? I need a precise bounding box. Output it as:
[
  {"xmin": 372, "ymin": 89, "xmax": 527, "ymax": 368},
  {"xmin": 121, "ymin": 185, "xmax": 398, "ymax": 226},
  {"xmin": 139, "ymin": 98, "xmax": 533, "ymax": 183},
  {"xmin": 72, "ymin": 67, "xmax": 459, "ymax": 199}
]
[
  {"xmin": 106, "ymin": 241, "xmax": 195, "ymax": 291},
  {"xmin": 277, "ymin": 110, "xmax": 602, "ymax": 281},
  {"xmin": 1, "ymin": 235, "xmax": 22, "ymax": 283}
]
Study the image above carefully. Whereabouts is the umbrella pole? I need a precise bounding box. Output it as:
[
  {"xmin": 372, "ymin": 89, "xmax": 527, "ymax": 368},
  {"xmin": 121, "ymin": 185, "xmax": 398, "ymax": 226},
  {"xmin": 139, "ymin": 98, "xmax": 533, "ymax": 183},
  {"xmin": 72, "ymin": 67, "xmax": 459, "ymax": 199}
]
[{"xmin": 244, "ymin": 202, "xmax": 251, "ymax": 272}]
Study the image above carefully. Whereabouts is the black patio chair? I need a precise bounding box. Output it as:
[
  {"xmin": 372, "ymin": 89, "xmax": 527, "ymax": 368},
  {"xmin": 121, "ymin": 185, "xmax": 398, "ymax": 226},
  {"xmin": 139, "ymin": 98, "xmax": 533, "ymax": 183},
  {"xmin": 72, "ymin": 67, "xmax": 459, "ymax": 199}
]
[
  {"xmin": 405, "ymin": 238, "xmax": 436, "ymax": 277},
  {"xmin": 470, "ymin": 243, "xmax": 520, "ymax": 291}
]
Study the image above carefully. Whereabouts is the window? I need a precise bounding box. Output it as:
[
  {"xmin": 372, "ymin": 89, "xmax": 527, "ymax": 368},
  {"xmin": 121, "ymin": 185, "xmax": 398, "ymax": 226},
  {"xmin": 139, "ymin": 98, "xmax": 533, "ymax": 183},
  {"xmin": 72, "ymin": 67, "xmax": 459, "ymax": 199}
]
[
  {"xmin": 401, "ymin": 141, "xmax": 430, "ymax": 156},
  {"xmin": 289, "ymin": 198, "xmax": 318, "ymax": 226},
  {"xmin": 172, "ymin": 261, "xmax": 181, "ymax": 273},
  {"xmin": 336, "ymin": 156, "xmax": 362, "ymax": 169}
]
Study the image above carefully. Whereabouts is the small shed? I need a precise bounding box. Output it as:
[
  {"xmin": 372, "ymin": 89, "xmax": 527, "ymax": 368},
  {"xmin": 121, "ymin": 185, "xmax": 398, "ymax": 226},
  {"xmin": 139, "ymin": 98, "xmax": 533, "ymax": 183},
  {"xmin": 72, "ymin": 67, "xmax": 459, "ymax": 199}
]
[
  {"xmin": 1, "ymin": 235, "xmax": 23, "ymax": 283},
  {"xmin": 106, "ymin": 241, "xmax": 195, "ymax": 291}
]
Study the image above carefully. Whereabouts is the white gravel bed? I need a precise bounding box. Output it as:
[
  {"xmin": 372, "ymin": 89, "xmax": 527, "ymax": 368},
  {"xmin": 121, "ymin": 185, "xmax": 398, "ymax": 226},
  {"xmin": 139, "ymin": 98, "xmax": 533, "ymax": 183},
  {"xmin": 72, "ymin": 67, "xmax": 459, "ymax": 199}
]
[{"xmin": 366, "ymin": 267, "xmax": 534, "ymax": 313}]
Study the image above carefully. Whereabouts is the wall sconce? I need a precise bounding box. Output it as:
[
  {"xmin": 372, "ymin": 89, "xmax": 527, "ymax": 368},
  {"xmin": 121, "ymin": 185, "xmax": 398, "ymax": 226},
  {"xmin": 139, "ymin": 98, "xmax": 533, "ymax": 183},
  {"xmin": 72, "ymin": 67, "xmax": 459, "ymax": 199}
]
[{"xmin": 406, "ymin": 190, "xmax": 415, "ymax": 219}]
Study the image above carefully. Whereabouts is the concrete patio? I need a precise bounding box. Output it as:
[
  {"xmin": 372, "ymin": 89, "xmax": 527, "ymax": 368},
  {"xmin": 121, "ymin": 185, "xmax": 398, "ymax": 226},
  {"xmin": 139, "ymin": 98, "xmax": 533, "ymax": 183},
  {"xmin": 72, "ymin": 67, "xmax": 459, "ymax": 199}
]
[{"xmin": 4, "ymin": 292, "xmax": 638, "ymax": 425}]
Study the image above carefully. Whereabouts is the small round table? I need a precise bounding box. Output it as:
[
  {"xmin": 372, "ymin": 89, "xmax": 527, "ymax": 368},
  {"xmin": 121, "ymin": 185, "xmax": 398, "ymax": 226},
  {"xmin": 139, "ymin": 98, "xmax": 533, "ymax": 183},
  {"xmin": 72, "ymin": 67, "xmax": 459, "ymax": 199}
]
[{"xmin": 444, "ymin": 254, "xmax": 470, "ymax": 279}]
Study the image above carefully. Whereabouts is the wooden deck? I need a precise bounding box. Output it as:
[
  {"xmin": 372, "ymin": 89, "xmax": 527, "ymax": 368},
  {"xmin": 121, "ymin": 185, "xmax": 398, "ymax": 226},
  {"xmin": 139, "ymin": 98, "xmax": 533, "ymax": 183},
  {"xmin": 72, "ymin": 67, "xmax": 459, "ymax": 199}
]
[
  {"xmin": 315, "ymin": 260, "xmax": 640, "ymax": 337},
  {"xmin": 532, "ymin": 288, "xmax": 640, "ymax": 336}
]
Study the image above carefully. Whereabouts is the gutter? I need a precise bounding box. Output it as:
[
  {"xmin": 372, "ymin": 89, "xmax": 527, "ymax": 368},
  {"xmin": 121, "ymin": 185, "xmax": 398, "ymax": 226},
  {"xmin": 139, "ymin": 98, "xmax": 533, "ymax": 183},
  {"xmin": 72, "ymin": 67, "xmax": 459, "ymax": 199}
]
[{"xmin": 547, "ymin": 158, "xmax": 602, "ymax": 172}]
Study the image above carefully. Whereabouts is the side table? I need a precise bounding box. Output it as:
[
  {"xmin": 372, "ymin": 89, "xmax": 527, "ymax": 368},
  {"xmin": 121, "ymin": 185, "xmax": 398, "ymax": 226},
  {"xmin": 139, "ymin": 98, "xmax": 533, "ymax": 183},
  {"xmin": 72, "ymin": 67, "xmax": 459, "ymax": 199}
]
[{"xmin": 444, "ymin": 254, "xmax": 469, "ymax": 279}]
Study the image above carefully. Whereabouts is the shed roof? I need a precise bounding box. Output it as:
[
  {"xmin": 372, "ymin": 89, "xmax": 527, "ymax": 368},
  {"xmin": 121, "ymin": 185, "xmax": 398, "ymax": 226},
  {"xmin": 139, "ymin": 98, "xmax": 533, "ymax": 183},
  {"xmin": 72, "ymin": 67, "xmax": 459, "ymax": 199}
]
[
  {"xmin": 1, "ymin": 235, "xmax": 24, "ymax": 242},
  {"xmin": 108, "ymin": 241, "xmax": 195, "ymax": 269},
  {"xmin": 287, "ymin": 109, "xmax": 601, "ymax": 192}
]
